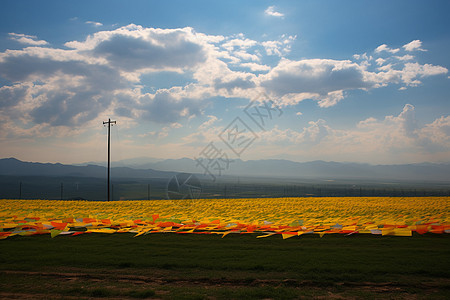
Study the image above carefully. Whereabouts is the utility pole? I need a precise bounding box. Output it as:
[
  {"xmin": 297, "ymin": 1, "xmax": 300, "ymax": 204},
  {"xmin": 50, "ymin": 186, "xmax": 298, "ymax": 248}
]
[{"xmin": 103, "ymin": 118, "xmax": 116, "ymax": 201}]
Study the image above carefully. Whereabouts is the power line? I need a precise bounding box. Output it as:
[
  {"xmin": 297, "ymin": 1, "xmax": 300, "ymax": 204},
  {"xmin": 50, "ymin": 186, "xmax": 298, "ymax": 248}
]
[{"xmin": 103, "ymin": 118, "xmax": 116, "ymax": 201}]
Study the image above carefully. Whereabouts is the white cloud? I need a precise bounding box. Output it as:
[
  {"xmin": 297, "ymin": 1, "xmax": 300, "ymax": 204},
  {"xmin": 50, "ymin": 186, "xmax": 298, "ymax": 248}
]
[
  {"xmin": 317, "ymin": 90, "xmax": 345, "ymax": 108},
  {"xmin": 259, "ymin": 58, "xmax": 372, "ymax": 106},
  {"xmin": 0, "ymin": 47, "xmax": 128, "ymax": 127},
  {"xmin": 368, "ymin": 61, "xmax": 448, "ymax": 88},
  {"xmin": 65, "ymin": 25, "xmax": 209, "ymax": 72},
  {"xmin": 240, "ymin": 62, "xmax": 271, "ymax": 72},
  {"xmin": 222, "ymin": 37, "xmax": 257, "ymax": 51},
  {"xmin": 395, "ymin": 54, "xmax": 414, "ymax": 61},
  {"xmin": 262, "ymin": 35, "xmax": 295, "ymax": 56},
  {"xmin": 0, "ymin": 25, "xmax": 448, "ymax": 141},
  {"xmin": 198, "ymin": 115, "xmax": 219, "ymax": 130},
  {"xmin": 191, "ymin": 55, "xmax": 257, "ymax": 99},
  {"xmin": 265, "ymin": 6, "xmax": 284, "ymax": 18},
  {"xmin": 233, "ymin": 50, "xmax": 260, "ymax": 61},
  {"xmin": 256, "ymin": 49, "xmax": 447, "ymax": 106},
  {"xmin": 257, "ymin": 120, "xmax": 333, "ymax": 146},
  {"xmin": 139, "ymin": 126, "xmax": 171, "ymax": 139},
  {"xmin": 375, "ymin": 44, "xmax": 400, "ymax": 54},
  {"xmin": 299, "ymin": 119, "xmax": 331, "ymax": 144},
  {"xmin": 349, "ymin": 104, "xmax": 446, "ymax": 155},
  {"xmin": 0, "ymin": 83, "xmax": 31, "ymax": 110},
  {"xmin": 86, "ymin": 21, "xmax": 103, "ymax": 27},
  {"xmin": 114, "ymin": 88, "xmax": 207, "ymax": 124},
  {"xmin": 262, "ymin": 41, "xmax": 282, "ymax": 56},
  {"xmin": 400, "ymin": 62, "xmax": 448, "ymax": 86},
  {"xmin": 255, "ymin": 105, "xmax": 450, "ymax": 163},
  {"xmin": 8, "ymin": 33, "xmax": 48, "ymax": 46},
  {"xmin": 171, "ymin": 122, "xmax": 182, "ymax": 129},
  {"xmin": 353, "ymin": 53, "xmax": 370, "ymax": 61},
  {"xmin": 2, "ymin": 24, "xmax": 449, "ymax": 164},
  {"xmin": 403, "ymin": 40, "xmax": 426, "ymax": 52},
  {"xmin": 0, "ymin": 25, "xmax": 228, "ymax": 130},
  {"xmin": 375, "ymin": 58, "xmax": 386, "ymax": 66},
  {"xmin": 420, "ymin": 116, "xmax": 450, "ymax": 148}
]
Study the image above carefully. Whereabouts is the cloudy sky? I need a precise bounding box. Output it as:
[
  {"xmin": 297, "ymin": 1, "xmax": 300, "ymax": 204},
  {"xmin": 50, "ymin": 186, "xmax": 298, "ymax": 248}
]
[{"xmin": 0, "ymin": 0, "xmax": 449, "ymax": 165}]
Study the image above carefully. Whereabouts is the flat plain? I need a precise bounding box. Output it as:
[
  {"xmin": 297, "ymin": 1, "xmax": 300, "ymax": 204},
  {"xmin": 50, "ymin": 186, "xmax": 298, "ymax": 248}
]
[
  {"xmin": 1, "ymin": 197, "xmax": 449, "ymax": 299},
  {"xmin": 1, "ymin": 233, "xmax": 449, "ymax": 299}
]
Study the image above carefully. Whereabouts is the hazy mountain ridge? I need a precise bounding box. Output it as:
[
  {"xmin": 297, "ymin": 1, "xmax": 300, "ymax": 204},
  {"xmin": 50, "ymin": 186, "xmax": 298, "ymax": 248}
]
[
  {"xmin": 0, "ymin": 158, "xmax": 175, "ymax": 179},
  {"xmin": 105, "ymin": 157, "xmax": 450, "ymax": 182},
  {"xmin": 1, "ymin": 157, "xmax": 449, "ymax": 183}
]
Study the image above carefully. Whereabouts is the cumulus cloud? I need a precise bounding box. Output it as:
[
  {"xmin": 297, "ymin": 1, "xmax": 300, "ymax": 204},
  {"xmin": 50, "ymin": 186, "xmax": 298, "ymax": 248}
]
[
  {"xmin": 403, "ymin": 40, "xmax": 426, "ymax": 52},
  {"xmin": 0, "ymin": 25, "xmax": 448, "ymax": 140},
  {"xmin": 375, "ymin": 44, "xmax": 400, "ymax": 54},
  {"xmin": 240, "ymin": 62, "xmax": 271, "ymax": 72},
  {"xmin": 259, "ymin": 40, "xmax": 447, "ymax": 106},
  {"xmin": 256, "ymin": 104, "xmax": 450, "ymax": 163},
  {"xmin": 299, "ymin": 119, "xmax": 331, "ymax": 144},
  {"xmin": 401, "ymin": 62, "xmax": 447, "ymax": 86},
  {"xmin": 395, "ymin": 54, "xmax": 415, "ymax": 61},
  {"xmin": 214, "ymin": 73, "xmax": 257, "ymax": 92},
  {"xmin": 262, "ymin": 35, "xmax": 295, "ymax": 56},
  {"xmin": 351, "ymin": 104, "xmax": 449, "ymax": 156},
  {"xmin": 256, "ymin": 120, "xmax": 334, "ymax": 148},
  {"xmin": 66, "ymin": 25, "xmax": 208, "ymax": 72},
  {"xmin": 192, "ymin": 55, "xmax": 258, "ymax": 99},
  {"xmin": 419, "ymin": 116, "xmax": 450, "ymax": 150},
  {"xmin": 375, "ymin": 58, "xmax": 386, "ymax": 66},
  {"xmin": 0, "ymin": 49, "xmax": 128, "ymax": 127},
  {"xmin": 0, "ymin": 83, "xmax": 30, "ymax": 110},
  {"xmin": 8, "ymin": 33, "xmax": 48, "ymax": 46},
  {"xmin": 216, "ymin": 34, "xmax": 265, "ymax": 64},
  {"xmin": 371, "ymin": 62, "xmax": 448, "ymax": 88},
  {"xmin": 0, "ymin": 25, "xmax": 223, "ymax": 132},
  {"xmin": 265, "ymin": 6, "xmax": 284, "ymax": 18},
  {"xmin": 259, "ymin": 58, "xmax": 372, "ymax": 107},
  {"xmin": 222, "ymin": 37, "xmax": 257, "ymax": 52},
  {"xmin": 135, "ymin": 90, "xmax": 205, "ymax": 124}
]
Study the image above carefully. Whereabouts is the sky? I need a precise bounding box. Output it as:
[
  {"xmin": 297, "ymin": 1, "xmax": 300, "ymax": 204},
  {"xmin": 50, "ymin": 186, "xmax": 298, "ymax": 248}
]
[{"xmin": 0, "ymin": 0, "xmax": 449, "ymax": 166}]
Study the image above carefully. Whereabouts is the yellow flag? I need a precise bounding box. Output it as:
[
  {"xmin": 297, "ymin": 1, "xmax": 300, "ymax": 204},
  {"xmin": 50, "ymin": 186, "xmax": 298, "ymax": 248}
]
[
  {"xmin": 256, "ymin": 233, "xmax": 276, "ymax": 238},
  {"xmin": 282, "ymin": 233, "xmax": 296, "ymax": 239},
  {"xmin": 87, "ymin": 229, "xmax": 116, "ymax": 234},
  {"xmin": 222, "ymin": 231, "xmax": 232, "ymax": 238},
  {"xmin": 392, "ymin": 228, "xmax": 412, "ymax": 236},
  {"xmin": 50, "ymin": 229, "xmax": 62, "ymax": 238}
]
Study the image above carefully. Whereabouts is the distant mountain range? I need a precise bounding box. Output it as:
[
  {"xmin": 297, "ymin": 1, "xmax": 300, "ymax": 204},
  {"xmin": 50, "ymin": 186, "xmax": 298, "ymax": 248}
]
[
  {"xmin": 0, "ymin": 158, "xmax": 175, "ymax": 179},
  {"xmin": 117, "ymin": 157, "xmax": 450, "ymax": 182},
  {"xmin": 1, "ymin": 157, "xmax": 450, "ymax": 183}
]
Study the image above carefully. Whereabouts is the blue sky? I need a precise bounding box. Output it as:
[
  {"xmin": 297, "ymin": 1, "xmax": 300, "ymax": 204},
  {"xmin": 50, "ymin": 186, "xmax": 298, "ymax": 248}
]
[{"xmin": 0, "ymin": 0, "xmax": 449, "ymax": 165}]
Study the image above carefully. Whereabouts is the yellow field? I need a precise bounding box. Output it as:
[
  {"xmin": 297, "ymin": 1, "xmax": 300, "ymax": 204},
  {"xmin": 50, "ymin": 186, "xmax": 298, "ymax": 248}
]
[{"xmin": 1, "ymin": 197, "xmax": 449, "ymax": 239}]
